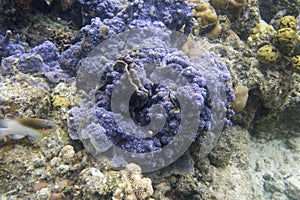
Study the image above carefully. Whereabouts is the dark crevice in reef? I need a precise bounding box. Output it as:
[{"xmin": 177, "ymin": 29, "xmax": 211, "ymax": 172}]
[
  {"xmin": 0, "ymin": 0, "xmax": 82, "ymax": 50},
  {"xmin": 258, "ymin": 0, "xmax": 299, "ymax": 23}
]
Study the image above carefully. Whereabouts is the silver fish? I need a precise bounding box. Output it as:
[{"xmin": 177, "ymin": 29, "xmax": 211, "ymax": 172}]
[{"xmin": 0, "ymin": 118, "xmax": 58, "ymax": 143}]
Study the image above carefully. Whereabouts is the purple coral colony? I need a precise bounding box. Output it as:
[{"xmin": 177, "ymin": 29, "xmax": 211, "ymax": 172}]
[{"xmin": 1, "ymin": 1, "xmax": 234, "ymax": 160}]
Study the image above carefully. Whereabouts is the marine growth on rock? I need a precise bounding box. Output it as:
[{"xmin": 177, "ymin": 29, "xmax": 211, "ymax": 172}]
[
  {"xmin": 0, "ymin": 0, "xmax": 234, "ymax": 173},
  {"xmin": 69, "ymin": 23, "xmax": 234, "ymax": 172},
  {"xmin": 59, "ymin": 0, "xmax": 196, "ymax": 73}
]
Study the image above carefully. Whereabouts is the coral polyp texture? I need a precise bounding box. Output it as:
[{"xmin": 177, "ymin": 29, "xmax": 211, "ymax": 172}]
[
  {"xmin": 69, "ymin": 24, "xmax": 233, "ymax": 171},
  {"xmin": 40, "ymin": 0, "xmax": 234, "ymax": 172},
  {"xmin": 275, "ymin": 27, "xmax": 298, "ymax": 56},
  {"xmin": 79, "ymin": 0, "xmax": 124, "ymax": 25},
  {"xmin": 59, "ymin": 0, "xmax": 196, "ymax": 73},
  {"xmin": 246, "ymin": 20, "xmax": 277, "ymax": 47},
  {"xmin": 291, "ymin": 55, "xmax": 300, "ymax": 71},
  {"xmin": 0, "ymin": 30, "xmax": 25, "ymax": 60},
  {"xmin": 0, "ymin": 31, "xmax": 71, "ymax": 83},
  {"xmin": 94, "ymin": 49, "xmax": 210, "ymax": 154},
  {"xmin": 119, "ymin": 0, "xmax": 194, "ymax": 32},
  {"xmin": 256, "ymin": 44, "xmax": 280, "ymax": 64},
  {"xmin": 253, "ymin": 15, "xmax": 300, "ymax": 66},
  {"xmin": 279, "ymin": 15, "xmax": 298, "ymax": 31}
]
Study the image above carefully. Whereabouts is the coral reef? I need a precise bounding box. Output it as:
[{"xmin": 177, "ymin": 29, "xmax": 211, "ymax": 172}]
[
  {"xmin": 59, "ymin": 0, "xmax": 195, "ymax": 73},
  {"xmin": 92, "ymin": 49, "xmax": 211, "ymax": 153},
  {"xmin": 187, "ymin": 20, "xmax": 299, "ymax": 140},
  {"xmin": 210, "ymin": 0, "xmax": 247, "ymax": 21},
  {"xmin": 0, "ymin": 30, "xmax": 25, "ymax": 60},
  {"xmin": 52, "ymin": 88, "xmax": 75, "ymax": 110},
  {"xmin": 119, "ymin": 0, "xmax": 194, "ymax": 32},
  {"xmin": 81, "ymin": 16, "xmax": 125, "ymax": 46},
  {"xmin": 113, "ymin": 163, "xmax": 153, "ymax": 200},
  {"xmin": 79, "ymin": 0, "xmax": 124, "ymax": 25},
  {"xmin": 2, "ymin": 122, "xmax": 299, "ymax": 199},
  {"xmin": 56, "ymin": 2, "xmax": 234, "ymax": 168},
  {"xmin": 0, "ymin": 73, "xmax": 51, "ymax": 119},
  {"xmin": 251, "ymin": 15, "xmax": 300, "ymax": 70},
  {"xmin": 291, "ymin": 55, "xmax": 300, "ymax": 71},
  {"xmin": 0, "ymin": 0, "xmax": 32, "ymax": 31},
  {"xmin": 246, "ymin": 20, "xmax": 277, "ymax": 48},
  {"xmin": 275, "ymin": 27, "xmax": 298, "ymax": 56},
  {"xmin": 25, "ymin": 13, "xmax": 80, "ymax": 50},
  {"xmin": 258, "ymin": 0, "xmax": 300, "ymax": 23},
  {"xmin": 0, "ymin": 0, "xmax": 80, "ymax": 49},
  {"xmin": 209, "ymin": 0, "xmax": 260, "ymax": 40},
  {"xmin": 69, "ymin": 24, "xmax": 233, "ymax": 170},
  {"xmin": 78, "ymin": 167, "xmax": 110, "ymax": 198},
  {"xmin": 78, "ymin": 163, "xmax": 154, "ymax": 199},
  {"xmin": 0, "ymin": 0, "xmax": 300, "ymax": 200},
  {"xmin": 256, "ymin": 44, "xmax": 280, "ymax": 64},
  {"xmin": 231, "ymin": 85, "xmax": 248, "ymax": 113},
  {"xmin": 0, "ymin": 32, "xmax": 72, "ymax": 83},
  {"xmin": 188, "ymin": 0, "xmax": 220, "ymax": 37},
  {"xmin": 279, "ymin": 15, "xmax": 298, "ymax": 31},
  {"xmin": 59, "ymin": 145, "xmax": 76, "ymax": 164}
]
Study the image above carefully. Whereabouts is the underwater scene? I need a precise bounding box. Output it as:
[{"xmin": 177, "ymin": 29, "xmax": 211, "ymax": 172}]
[{"xmin": 0, "ymin": 0, "xmax": 299, "ymax": 199}]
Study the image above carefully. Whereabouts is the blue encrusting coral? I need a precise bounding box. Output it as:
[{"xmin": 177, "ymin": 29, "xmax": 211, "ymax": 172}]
[
  {"xmin": 118, "ymin": 0, "xmax": 194, "ymax": 33},
  {"xmin": 60, "ymin": 0, "xmax": 195, "ymax": 73},
  {"xmin": 69, "ymin": 24, "xmax": 233, "ymax": 163},
  {"xmin": 0, "ymin": 35, "xmax": 71, "ymax": 83},
  {"xmin": 93, "ymin": 47, "xmax": 212, "ymax": 153},
  {"xmin": 79, "ymin": 0, "xmax": 124, "ymax": 25},
  {"xmin": 0, "ymin": 30, "xmax": 24, "ymax": 60}
]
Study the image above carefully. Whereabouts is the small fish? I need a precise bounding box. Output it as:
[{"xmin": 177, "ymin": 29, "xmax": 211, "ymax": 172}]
[
  {"xmin": 0, "ymin": 118, "xmax": 58, "ymax": 143},
  {"xmin": 44, "ymin": 0, "xmax": 53, "ymax": 6}
]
